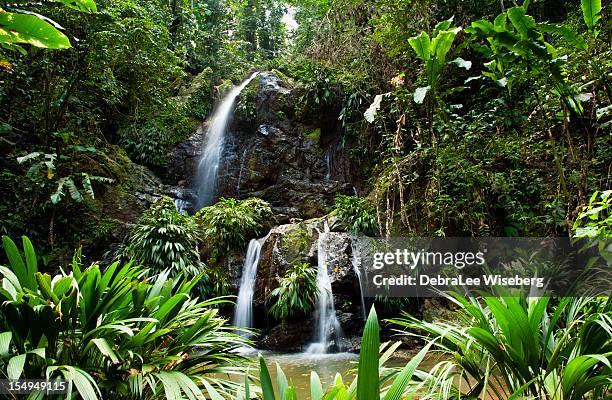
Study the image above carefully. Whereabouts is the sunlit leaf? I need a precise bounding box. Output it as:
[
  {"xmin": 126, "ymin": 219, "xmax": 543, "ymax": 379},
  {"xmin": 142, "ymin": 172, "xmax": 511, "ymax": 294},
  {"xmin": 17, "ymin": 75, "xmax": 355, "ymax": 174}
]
[{"xmin": 0, "ymin": 13, "xmax": 71, "ymax": 49}]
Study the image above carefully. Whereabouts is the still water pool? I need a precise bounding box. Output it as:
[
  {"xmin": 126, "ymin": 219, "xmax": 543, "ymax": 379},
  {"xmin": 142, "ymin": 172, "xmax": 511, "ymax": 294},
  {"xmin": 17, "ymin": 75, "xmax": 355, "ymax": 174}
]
[{"xmin": 235, "ymin": 349, "xmax": 418, "ymax": 399}]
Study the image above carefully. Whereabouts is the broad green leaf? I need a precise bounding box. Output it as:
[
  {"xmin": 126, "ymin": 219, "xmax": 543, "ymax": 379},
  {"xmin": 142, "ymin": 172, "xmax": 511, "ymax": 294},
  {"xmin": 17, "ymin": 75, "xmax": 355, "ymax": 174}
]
[
  {"xmin": 2, "ymin": 236, "xmax": 29, "ymax": 290},
  {"xmin": 22, "ymin": 236, "xmax": 38, "ymax": 290},
  {"xmin": 276, "ymin": 363, "xmax": 288, "ymax": 400},
  {"xmin": 259, "ymin": 356, "xmax": 275, "ymax": 400},
  {"xmin": 0, "ymin": 13, "xmax": 71, "ymax": 49},
  {"xmin": 7, "ymin": 353, "xmax": 26, "ymax": 380},
  {"xmin": 581, "ymin": 0, "xmax": 602, "ymax": 32},
  {"xmin": 408, "ymin": 31, "xmax": 430, "ymax": 61},
  {"xmin": 537, "ymin": 23, "xmax": 587, "ymax": 50},
  {"xmin": 429, "ymin": 28, "xmax": 460, "ymax": 86},
  {"xmin": 36, "ymin": 273, "xmax": 59, "ymax": 303},
  {"xmin": 55, "ymin": 0, "xmax": 97, "ymax": 13},
  {"xmin": 91, "ymin": 338, "xmax": 119, "ymax": 364},
  {"xmin": 562, "ymin": 353, "xmax": 611, "ymax": 394},
  {"xmin": 357, "ymin": 306, "xmax": 380, "ymax": 400},
  {"xmin": 310, "ymin": 371, "xmax": 324, "ymax": 400},
  {"xmin": 0, "ymin": 332, "xmax": 11, "ymax": 357},
  {"xmin": 383, "ymin": 341, "xmax": 433, "ymax": 400},
  {"xmin": 507, "ymin": 7, "xmax": 536, "ymax": 38},
  {"xmin": 433, "ymin": 17, "xmax": 453, "ymax": 37}
]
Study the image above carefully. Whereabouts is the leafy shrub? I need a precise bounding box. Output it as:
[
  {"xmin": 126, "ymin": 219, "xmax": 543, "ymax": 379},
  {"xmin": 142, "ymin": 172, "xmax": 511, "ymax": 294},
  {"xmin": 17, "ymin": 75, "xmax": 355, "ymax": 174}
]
[
  {"xmin": 126, "ymin": 196, "xmax": 202, "ymax": 276},
  {"xmin": 235, "ymin": 81, "xmax": 258, "ymax": 123},
  {"xmin": 392, "ymin": 294, "xmax": 612, "ymax": 399},
  {"xmin": 573, "ymin": 190, "xmax": 611, "ymax": 238},
  {"xmin": 119, "ymin": 101, "xmax": 200, "ymax": 169},
  {"xmin": 0, "ymin": 236, "xmax": 248, "ymax": 399},
  {"xmin": 196, "ymin": 197, "xmax": 273, "ymax": 258},
  {"xmin": 267, "ymin": 263, "xmax": 318, "ymax": 321},
  {"xmin": 333, "ymin": 195, "xmax": 378, "ymax": 236},
  {"xmin": 16, "ymin": 142, "xmax": 113, "ymax": 206}
]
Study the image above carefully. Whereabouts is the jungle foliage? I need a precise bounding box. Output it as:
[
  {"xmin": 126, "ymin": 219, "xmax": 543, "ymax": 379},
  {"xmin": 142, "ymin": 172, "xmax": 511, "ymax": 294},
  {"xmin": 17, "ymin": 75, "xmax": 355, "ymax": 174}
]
[
  {"xmin": 278, "ymin": 0, "xmax": 611, "ymax": 238},
  {"xmin": 267, "ymin": 262, "xmax": 318, "ymax": 321},
  {"xmin": 195, "ymin": 197, "xmax": 273, "ymax": 260},
  {"xmin": 0, "ymin": 236, "xmax": 248, "ymax": 400},
  {"xmin": 125, "ymin": 196, "xmax": 203, "ymax": 276},
  {"xmin": 0, "ymin": 0, "xmax": 286, "ymax": 259}
]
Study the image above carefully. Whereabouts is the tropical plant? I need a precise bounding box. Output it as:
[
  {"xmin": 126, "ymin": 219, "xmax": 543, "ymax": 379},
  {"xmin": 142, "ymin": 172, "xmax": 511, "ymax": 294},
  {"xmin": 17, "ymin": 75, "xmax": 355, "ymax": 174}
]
[
  {"xmin": 0, "ymin": 235, "xmax": 248, "ymax": 400},
  {"xmin": 465, "ymin": 1, "xmax": 588, "ymax": 115},
  {"xmin": 573, "ymin": 190, "xmax": 612, "ymax": 239},
  {"xmin": 391, "ymin": 293, "xmax": 612, "ymax": 399},
  {"xmin": 0, "ymin": 0, "xmax": 96, "ymax": 70},
  {"xmin": 248, "ymin": 306, "xmax": 433, "ymax": 400},
  {"xmin": 267, "ymin": 263, "xmax": 318, "ymax": 321},
  {"xmin": 333, "ymin": 195, "xmax": 378, "ymax": 236},
  {"xmin": 572, "ymin": 189, "xmax": 612, "ymax": 264},
  {"xmin": 17, "ymin": 146, "xmax": 113, "ymax": 205},
  {"xmin": 125, "ymin": 196, "xmax": 203, "ymax": 276},
  {"xmin": 196, "ymin": 197, "xmax": 273, "ymax": 259},
  {"xmin": 408, "ymin": 18, "xmax": 464, "ymax": 106}
]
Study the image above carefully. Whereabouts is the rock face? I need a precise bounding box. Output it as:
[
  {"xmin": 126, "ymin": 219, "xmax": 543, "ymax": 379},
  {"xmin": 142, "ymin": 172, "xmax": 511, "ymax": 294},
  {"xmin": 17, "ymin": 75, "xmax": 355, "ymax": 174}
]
[
  {"xmin": 251, "ymin": 218, "xmax": 366, "ymax": 351},
  {"xmin": 166, "ymin": 72, "xmax": 358, "ymax": 218},
  {"xmin": 165, "ymin": 71, "xmax": 367, "ymax": 351}
]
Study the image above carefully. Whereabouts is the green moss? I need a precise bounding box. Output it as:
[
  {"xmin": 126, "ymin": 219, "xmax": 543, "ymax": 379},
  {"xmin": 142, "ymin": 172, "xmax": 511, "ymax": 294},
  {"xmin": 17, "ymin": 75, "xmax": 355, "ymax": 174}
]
[
  {"xmin": 271, "ymin": 69, "xmax": 293, "ymax": 85},
  {"xmin": 302, "ymin": 128, "xmax": 321, "ymax": 144},
  {"xmin": 218, "ymin": 80, "xmax": 234, "ymax": 96},
  {"xmin": 235, "ymin": 81, "xmax": 258, "ymax": 123},
  {"xmin": 281, "ymin": 225, "xmax": 312, "ymax": 262}
]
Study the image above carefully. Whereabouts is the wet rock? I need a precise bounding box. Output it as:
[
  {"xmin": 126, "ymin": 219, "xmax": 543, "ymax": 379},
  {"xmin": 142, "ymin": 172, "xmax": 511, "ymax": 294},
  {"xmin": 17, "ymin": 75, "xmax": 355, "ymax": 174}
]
[
  {"xmin": 250, "ymin": 218, "xmax": 365, "ymax": 328},
  {"xmin": 166, "ymin": 71, "xmax": 358, "ymax": 219},
  {"xmin": 337, "ymin": 311, "xmax": 364, "ymax": 341},
  {"xmin": 253, "ymin": 219, "xmax": 323, "ymax": 308},
  {"xmin": 258, "ymin": 320, "xmax": 313, "ymax": 352},
  {"xmin": 166, "ymin": 123, "xmax": 205, "ymax": 187}
]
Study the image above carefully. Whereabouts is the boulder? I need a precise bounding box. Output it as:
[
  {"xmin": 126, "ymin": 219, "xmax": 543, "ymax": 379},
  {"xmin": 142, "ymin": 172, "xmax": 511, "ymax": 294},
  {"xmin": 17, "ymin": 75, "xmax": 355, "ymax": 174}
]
[
  {"xmin": 258, "ymin": 320, "xmax": 314, "ymax": 352},
  {"xmin": 248, "ymin": 218, "xmax": 366, "ymax": 333}
]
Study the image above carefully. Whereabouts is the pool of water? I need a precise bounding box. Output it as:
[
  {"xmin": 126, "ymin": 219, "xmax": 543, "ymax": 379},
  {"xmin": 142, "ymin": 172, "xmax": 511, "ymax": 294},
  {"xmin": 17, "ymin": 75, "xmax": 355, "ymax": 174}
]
[
  {"xmin": 237, "ymin": 348, "xmax": 416, "ymax": 398},
  {"xmin": 262, "ymin": 351, "xmax": 359, "ymax": 394},
  {"xmin": 233, "ymin": 348, "xmax": 502, "ymax": 399}
]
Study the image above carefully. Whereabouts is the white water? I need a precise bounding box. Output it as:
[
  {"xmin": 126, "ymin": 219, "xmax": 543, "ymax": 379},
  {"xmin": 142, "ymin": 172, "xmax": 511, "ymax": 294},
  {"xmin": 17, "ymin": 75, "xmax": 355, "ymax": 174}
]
[
  {"xmin": 234, "ymin": 238, "xmax": 264, "ymax": 331},
  {"xmin": 196, "ymin": 72, "xmax": 259, "ymax": 209},
  {"xmin": 350, "ymin": 237, "xmax": 367, "ymax": 320},
  {"xmin": 235, "ymin": 148, "xmax": 248, "ymax": 197},
  {"xmin": 306, "ymin": 222, "xmax": 344, "ymax": 354}
]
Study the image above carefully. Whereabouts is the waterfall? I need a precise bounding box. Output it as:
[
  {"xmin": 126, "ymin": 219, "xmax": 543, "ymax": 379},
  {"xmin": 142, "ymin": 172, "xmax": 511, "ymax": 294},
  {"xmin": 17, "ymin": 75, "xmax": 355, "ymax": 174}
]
[
  {"xmin": 233, "ymin": 238, "xmax": 264, "ymax": 332},
  {"xmin": 196, "ymin": 72, "xmax": 259, "ymax": 209},
  {"xmin": 325, "ymin": 151, "xmax": 331, "ymax": 182},
  {"xmin": 350, "ymin": 237, "xmax": 367, "ymax": 321},
  {"xmin": 174, "ymin": 198, "xmax": 188, "ymax": 215},
  {"xmin": 306, "ymin": 222, "xmax": 344, "ymax": 354},
  {"xmin": 235, "ymin": 148, "xmax": 248, "ymax": 197}
]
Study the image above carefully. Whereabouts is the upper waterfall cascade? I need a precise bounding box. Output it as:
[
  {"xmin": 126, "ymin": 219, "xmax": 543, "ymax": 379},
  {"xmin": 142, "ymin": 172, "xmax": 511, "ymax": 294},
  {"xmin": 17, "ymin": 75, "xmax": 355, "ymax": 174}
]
[{"xmin": 195, "ymin": 72, "xmax": 259, "ymax": 209}]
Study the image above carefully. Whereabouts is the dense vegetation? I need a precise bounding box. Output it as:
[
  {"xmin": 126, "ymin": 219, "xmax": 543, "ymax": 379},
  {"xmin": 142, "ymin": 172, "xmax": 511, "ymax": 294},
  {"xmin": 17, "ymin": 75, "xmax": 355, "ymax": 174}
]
[
  {"xmin": 1, "ymin": 0, "xmax": 610, "ymax": 398},
  {"xmin": 0, "ymin": 236, "xmax": 248, "ymax": 399}
]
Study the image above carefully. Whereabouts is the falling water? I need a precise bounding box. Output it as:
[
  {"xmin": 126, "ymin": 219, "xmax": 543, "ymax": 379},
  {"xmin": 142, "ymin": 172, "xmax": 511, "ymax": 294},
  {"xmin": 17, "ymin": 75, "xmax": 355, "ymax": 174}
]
[
  {"xmin": 233, "ymin": 238, "xmax": 264, "ymax": 332},
  {"xmin": 350, "ymin": 238, "xmax": 367, "ymax": 321},
  {"xmin": 235, "ymin": 148, "xmax": 248, "ymax": 197},
  {"xmin": 174, "ymin": 198, "xmax": 188, "ymax": 215},
  {"xmin": 325, "ymin": 151, "xmax": 331, "ymax": 182},
  {"xmin": 196, "ymin": 72, "xmax": 259, "ymax": 209},
  {"xmin": 306, "ymin": 222, "xmax": 344, "ymax": 354}
]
